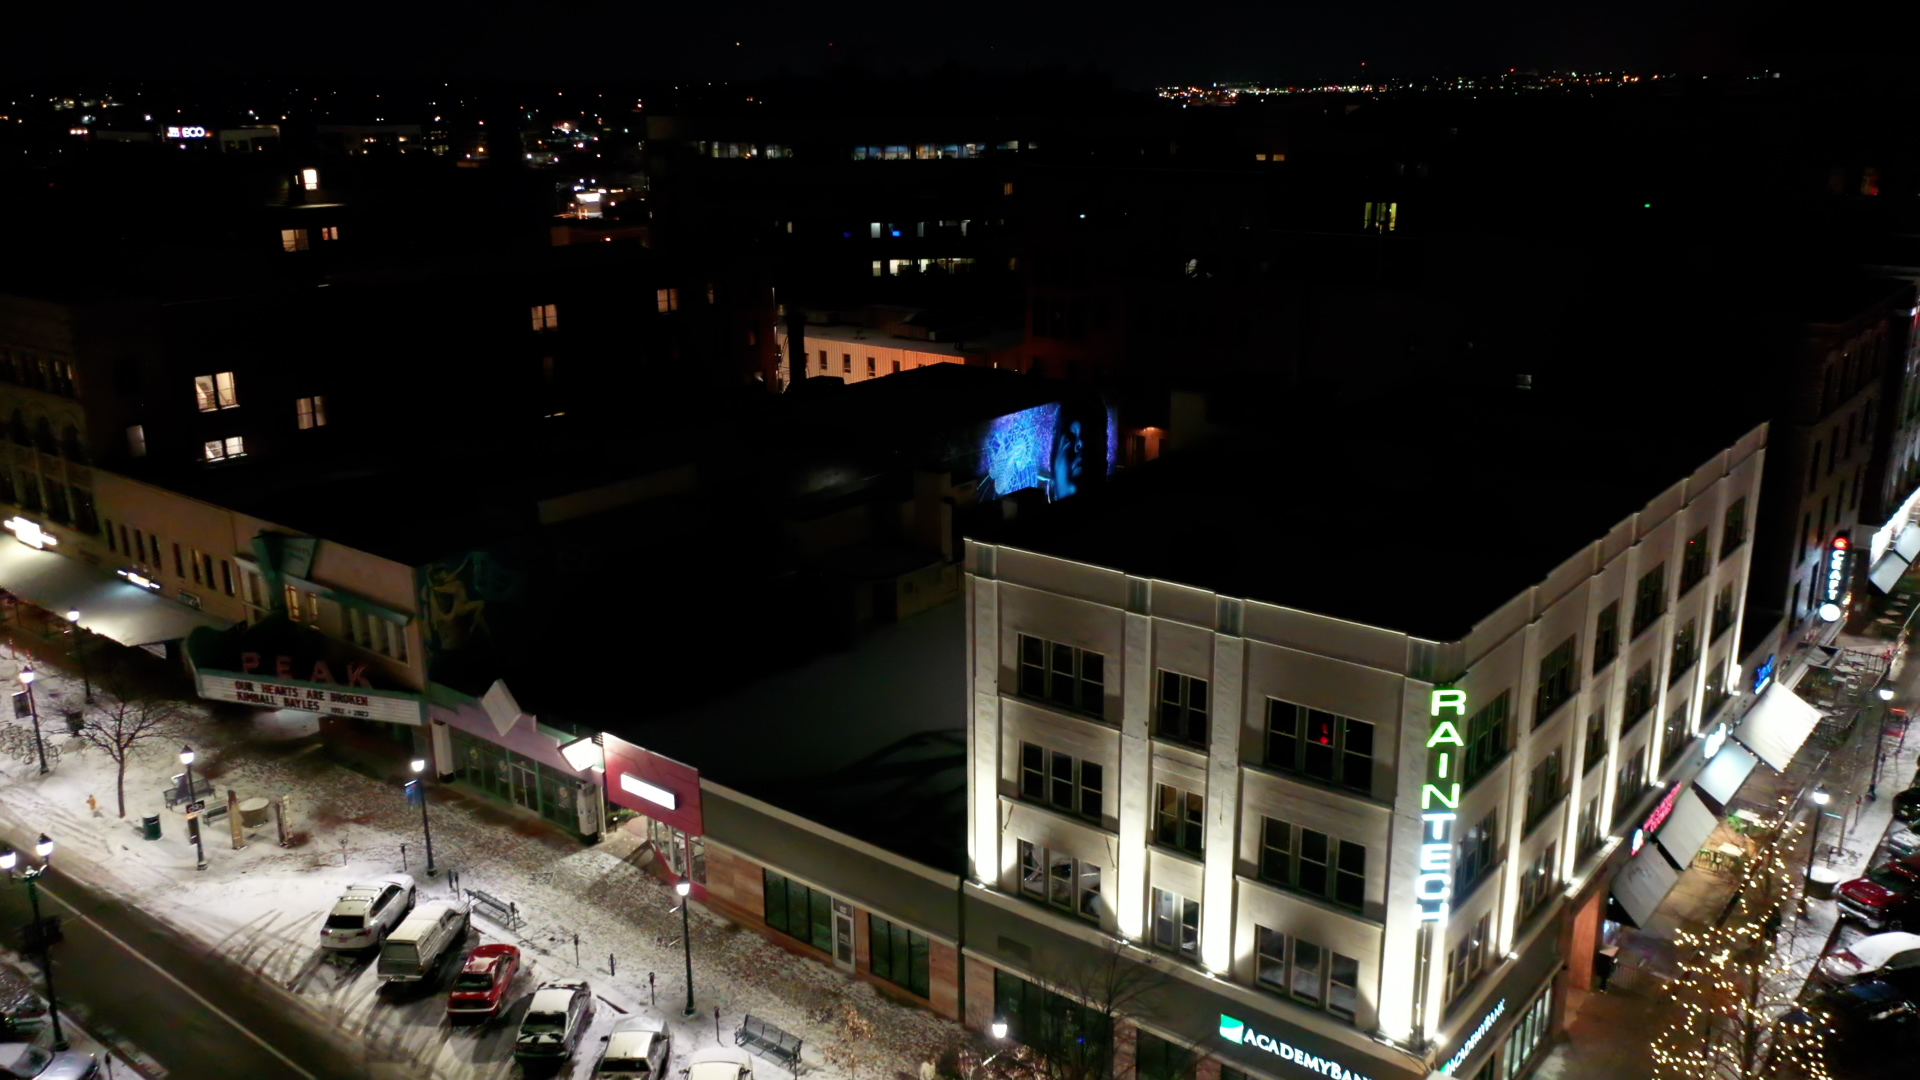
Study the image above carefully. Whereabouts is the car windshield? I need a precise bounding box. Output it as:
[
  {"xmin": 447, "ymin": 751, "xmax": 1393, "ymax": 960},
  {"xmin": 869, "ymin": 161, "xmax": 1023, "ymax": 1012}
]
[
  {"xmin": 1870, "ymin": 868, "xmax": 1909, "ymax": 887},
  {"xmin": 454, "ymin": 973, "xmax": 495, "ymax": 991},
  {"xmin": 601, "ymin": 1060, "xmax": 649, "ymax": 1074},
  {"xmin": 325, "ymin": 914, "xmax": 364, "ymax": 930},
  {"xmin": 7, "ymin": 1046, "xmax": 51, "ymax": 1073},
  {"xmin": 523, "ymin": 1011, "xmax": 566, "ymax": 1032}
]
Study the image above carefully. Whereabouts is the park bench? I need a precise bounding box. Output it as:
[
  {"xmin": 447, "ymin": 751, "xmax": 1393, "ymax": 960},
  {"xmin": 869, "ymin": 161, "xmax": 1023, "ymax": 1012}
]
[
  {"xmin": 163, "ymin": 775, "xmax": 215, "ymax": 810},
  {"xmin": 466, "ymin": 888, "xmax": 519, "ymax": 929},
  {"xmin": 735, "ymin": 1014, "xmax": 803, "ymax": 1070}
]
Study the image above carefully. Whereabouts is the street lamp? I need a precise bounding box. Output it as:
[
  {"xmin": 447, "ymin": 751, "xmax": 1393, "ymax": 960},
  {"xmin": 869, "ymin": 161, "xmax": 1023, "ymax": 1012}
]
[
  {"xmin": 410, "ymin": 759, "xmax": 436, "ymax": 877},
  {"xmin": 1801, "ymin": 784, "xmax": 1831, "ymax": 917},
  {"xmin": 1879, "ymin": 685, "xmax": 1896, "ymax": 702},
  {"xmin": 180, "ymin": 745, "xmax": 205, "ymax": 871},
  {"xmin": 991, "ymin": 1019, "xmax": 1008, "ymax": 1040},
  {"xmin": 2, "ymin": 837, "xmax": 67, "ymax": 1050},
  {"xmin": 17, "ymin": 666, "xmax": 46, "ymax": 775},
  {"xmin": 62, "ymin": 611, "xmax": 88, "ymax": 704},
  {"xmin": 676, "ymin": 879, "xmax": 695, "ymax": 1017}
]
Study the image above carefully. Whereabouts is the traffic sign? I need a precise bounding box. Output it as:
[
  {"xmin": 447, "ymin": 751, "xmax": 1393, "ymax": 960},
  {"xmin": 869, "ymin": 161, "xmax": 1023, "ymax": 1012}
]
[{"xmin": 185, "ymin": 800, "xmax": 206, "ymax": 814}]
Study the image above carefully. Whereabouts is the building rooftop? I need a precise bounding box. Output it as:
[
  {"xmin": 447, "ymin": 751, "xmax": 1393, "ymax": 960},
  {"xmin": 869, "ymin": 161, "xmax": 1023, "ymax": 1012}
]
[{"xmin": 980, "ymin": 377, "xmax": 1766, "ymax": 642}]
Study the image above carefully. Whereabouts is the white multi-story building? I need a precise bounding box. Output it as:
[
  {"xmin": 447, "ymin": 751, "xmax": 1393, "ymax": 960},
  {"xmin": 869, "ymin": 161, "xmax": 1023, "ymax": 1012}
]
[{"xmin": 959, "ymin": 399, "xmax": 1767, "ymax": 1080}]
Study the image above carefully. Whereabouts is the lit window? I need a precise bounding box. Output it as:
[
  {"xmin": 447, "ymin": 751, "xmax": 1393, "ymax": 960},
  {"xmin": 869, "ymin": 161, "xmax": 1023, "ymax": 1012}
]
[
  {"xmin": 280, "ymin": 228, "xmax": 309, "ymax": 252},
  {"xmin": 125, "ymin": 425, "xmax": 145, "ymax": 458},
  {"xmin": 705, "ymin": 283, "xmax": 716, "ymax": 304},
  {"xmin": 296, "ymin": 396, "xmax": 327, "ymax": 429},
  {"xmin": 530, "ymin": 303, "xmax": 558, "ymax": 331},
  {"xmin": 656, "ymin": 288, "xmax": 679, "ymax": 313},
  {"xmin": 194, "ymin": 376, "xmax": 216, "ymax": 412},
  {"xmin": 300, "ymin": 168, "xmax": 319, "ymax": 190},
  {"xmin": 320, "ymin": 226, "xmax": 339, "ymax": 241},
  {"xmin": 215, "ymin": 371, "xmax": 238, "ymax": 409},
  {"xmin": 223, "ymin": 436, "xmax": 245, "ymax": 459},
  {"xmin": 193, "ymin": 373, "xmax": 237, "ymax": 411}
]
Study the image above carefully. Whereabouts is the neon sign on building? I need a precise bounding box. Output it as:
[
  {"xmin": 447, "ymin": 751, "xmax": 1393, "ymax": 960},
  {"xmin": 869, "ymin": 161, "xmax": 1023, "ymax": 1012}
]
[{"xmin": 1418, "ymin": 689, "xmax": 1467, "ymax": 922}]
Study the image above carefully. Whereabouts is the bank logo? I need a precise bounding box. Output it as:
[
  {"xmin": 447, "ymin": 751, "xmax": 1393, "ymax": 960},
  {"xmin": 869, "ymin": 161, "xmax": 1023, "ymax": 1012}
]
[
  {"xmin": 1220, "ymin": 1015, "xmax": 1247, "ymax": 1044},
  {"xmin": 1217, "ymin": 1014, "xmax": 1376, "ymax": 1080}
]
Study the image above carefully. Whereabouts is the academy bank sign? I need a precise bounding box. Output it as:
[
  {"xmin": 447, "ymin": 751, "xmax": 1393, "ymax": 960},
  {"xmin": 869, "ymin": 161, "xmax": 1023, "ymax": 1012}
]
[{"xmin": 1219, "ymin": 1015, "xmax": 1377, "ymax": 1080}]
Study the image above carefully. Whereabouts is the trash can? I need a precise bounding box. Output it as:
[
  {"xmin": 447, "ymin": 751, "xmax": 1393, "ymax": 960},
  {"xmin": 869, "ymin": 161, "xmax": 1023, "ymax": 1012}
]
[
  {"xmin": 1808, "ymin": 866, "xmax": 1841, "ymax": 900},
  {"xmin": 141, "ymin": 814, "xmax": 161, "ymax": 841}
]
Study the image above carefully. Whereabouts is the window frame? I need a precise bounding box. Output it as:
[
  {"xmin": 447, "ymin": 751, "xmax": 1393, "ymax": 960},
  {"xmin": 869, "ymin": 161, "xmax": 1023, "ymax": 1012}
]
[
  {"xmin": 1263, "ymin": 699, "xmax": 1374, "ymax": 794},
  {"xmin": 1592, "ymin": 601, "xmax": 1620, "ymax": 673},
  {"xmin": 1534, "ymin": 636, "xmax": 1577, "ymax": 726},
  {"xmin": 1015, "ymin": 634, "xmax": 1106, "ymax": 718},
  {"xmin": 1155, "ymin": 670, "xmax": 1210, "ymax": 747},
  {"xmin": 1153, "ymin": 782, "xmax": 1205, "ymax": 856}
]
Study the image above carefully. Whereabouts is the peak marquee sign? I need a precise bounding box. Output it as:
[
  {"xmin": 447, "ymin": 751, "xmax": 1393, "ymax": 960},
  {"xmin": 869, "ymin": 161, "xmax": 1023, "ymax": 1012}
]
[{"xmin": 1418, "ymin": 688, "xmax": 1467, "ymax": 922}]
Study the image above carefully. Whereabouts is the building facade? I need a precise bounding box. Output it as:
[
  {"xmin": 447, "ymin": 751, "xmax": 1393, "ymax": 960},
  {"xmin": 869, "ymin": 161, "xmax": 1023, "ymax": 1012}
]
[{"xmin": 960, "ymin": 424, "xmax": 1766, "ymax": 1080}]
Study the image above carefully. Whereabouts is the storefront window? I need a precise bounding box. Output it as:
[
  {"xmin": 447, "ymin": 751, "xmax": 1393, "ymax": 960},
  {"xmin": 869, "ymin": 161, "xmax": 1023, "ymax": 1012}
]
[
  {"xmin": 451, "ymin": 731, "xmax": 583, "ymax": 834},
  {"xmin": 649, "ymin": 819, "xmax": 707, "ymax": 885}
]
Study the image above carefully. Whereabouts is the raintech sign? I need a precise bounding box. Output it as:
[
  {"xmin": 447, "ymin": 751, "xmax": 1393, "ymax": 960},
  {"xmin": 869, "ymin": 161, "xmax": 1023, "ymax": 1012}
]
[
  {"xmin": 1219, "ymin": 1015, "xmax": 1377, "ymax": 1080},
  {"xmin": 1418, "ymin": 689, "xmax": 1468, "ymax": 922}
]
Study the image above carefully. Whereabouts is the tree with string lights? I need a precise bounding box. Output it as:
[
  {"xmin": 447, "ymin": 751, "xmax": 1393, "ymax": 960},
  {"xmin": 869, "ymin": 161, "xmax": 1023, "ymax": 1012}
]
[{"xmin": 1650, "ymin": 797, "xmax": 1834, "ymax": 1079}]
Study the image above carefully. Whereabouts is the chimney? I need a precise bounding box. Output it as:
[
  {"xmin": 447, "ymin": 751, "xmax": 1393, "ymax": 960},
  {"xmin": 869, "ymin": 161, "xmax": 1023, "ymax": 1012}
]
[{"xmin": 785, "ymin": 306, "xmax": 807, "ymax": 390}]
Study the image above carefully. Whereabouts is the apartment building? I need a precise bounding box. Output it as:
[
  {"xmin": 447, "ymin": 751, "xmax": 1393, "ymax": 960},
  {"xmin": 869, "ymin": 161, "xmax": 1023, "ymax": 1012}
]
[{"xmin": 959, "ymin": 387, "xmax": 1766, "ymax": 1080}]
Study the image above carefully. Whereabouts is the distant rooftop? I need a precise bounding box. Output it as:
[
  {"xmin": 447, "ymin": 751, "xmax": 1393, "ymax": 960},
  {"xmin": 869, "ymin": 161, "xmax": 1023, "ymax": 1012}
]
[{"xmin": 979, "ymin": 378, "xmax": 1766, "ymax": 642}]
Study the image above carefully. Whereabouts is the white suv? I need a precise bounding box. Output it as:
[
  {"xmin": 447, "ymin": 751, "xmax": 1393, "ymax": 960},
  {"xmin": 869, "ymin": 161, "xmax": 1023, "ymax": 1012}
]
[{"xmin": 319, "ymin": 874, "xmax": 415, "ymax": 951}]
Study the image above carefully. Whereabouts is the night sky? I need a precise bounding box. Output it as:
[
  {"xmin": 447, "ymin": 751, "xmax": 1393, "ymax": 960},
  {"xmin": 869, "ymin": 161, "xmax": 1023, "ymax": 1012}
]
[{"xmin": 1, "ymin": 0, "xmax": 1902, "ymax": 88}]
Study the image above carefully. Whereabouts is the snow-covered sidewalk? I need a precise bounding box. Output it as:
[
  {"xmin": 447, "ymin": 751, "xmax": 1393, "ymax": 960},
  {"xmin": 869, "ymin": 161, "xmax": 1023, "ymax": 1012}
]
[{"xmin": 0, "ymin": 658, "xmax": 968, "ymax": 1080}]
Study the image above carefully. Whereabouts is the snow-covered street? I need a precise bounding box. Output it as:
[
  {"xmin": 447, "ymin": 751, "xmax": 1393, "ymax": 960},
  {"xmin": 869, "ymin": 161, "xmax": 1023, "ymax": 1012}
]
[{"xmin": 0, "ymin": 656, "xmax": 969, "ymax": 1080}]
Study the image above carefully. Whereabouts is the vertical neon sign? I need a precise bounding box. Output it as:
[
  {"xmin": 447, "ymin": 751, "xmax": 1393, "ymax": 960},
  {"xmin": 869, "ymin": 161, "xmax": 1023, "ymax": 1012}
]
[{"xmin": 1418, "ymin": 689, "xmax": 1467, "ymax": 922}]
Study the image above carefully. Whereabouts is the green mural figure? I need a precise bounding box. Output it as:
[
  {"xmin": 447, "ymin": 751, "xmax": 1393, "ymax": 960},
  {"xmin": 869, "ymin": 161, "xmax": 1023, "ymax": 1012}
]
[{"xmin": 426, "ymin": 557, "xmax": 491, "ymax": 652}]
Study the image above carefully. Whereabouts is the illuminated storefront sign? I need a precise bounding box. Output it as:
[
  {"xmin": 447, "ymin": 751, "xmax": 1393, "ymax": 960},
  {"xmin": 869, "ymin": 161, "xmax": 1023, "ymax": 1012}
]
[
  {"xmin": 1629, "ymin": 827, "xmax": 1646, "ymax": 856},
  {"xmin": 1441, "ymin": 998, "xmax": 1507, "ymax": 1074},
  {"xmin": 619, "ymin": 773, "xmax": 677, "ymax": 810},
  {"xmin": 1752, "ymin": 654, "xmax": 1776, "ymax": 694},
  {"xmin": 1219, "ymin": 1015, "xmax": 1377, "ymax": 1080},
  {"xmin": 1825, "ymin": 536, "xmax": 1852, "ymax": 605},
  {"xmin": 2, "ymin": 517, "xmax": 54, "ymax": 550},
  {"xmin": 1702, "ymin": 722, "xmax": 1728, "ymax": 761},
  {"xmin": 1418, "ymin": 688, "xmax": 1467, "ymax": 922},
  {"xmin": 1642, "ymin": 783, "xmax": 1681, "ymax": 837},
  {"xmin": 116, "ymin": 569, "xmax": 161, "ymax": 591},
  {"xmin": 166, "ymin": 125, "xmax": 209, "ymax": 138}
]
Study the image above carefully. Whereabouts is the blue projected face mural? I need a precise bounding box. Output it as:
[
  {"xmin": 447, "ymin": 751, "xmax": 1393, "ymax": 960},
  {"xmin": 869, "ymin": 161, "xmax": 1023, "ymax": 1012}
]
[{"xmin": 981, "ymin": 396, "xmax": 1116, "ymax": 502}]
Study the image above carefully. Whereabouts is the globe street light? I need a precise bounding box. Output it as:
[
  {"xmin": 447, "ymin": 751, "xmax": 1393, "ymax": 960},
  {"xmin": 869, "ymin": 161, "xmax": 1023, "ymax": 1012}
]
[
  {"xmin": 409, "ymin": 759, "xmax": 436, "ymax": 877},
  {"xmin": 180, "ymin": 745, "xmax": 205, "ymax": 871},
  {"xmin": 17, "ymin": 666, "xmax": 46, "ymax": 775},
  {"xmin": 2, "ymin": 836, "xmax": 67, "ymax": 1050},
  {"xmin": 1802, "ymin": 784, "xmax": 1831, "ymax": 917},
  {"xmin": 676, "ymin": 879, "xmax": 695, "ymax": 1017},
  {"xmin": 62, "ymin": 611, "xmax": 88, "ymax": 703},
  {"xmin": 1879, "ymin": 685, "xmax": 1896, "ymax": 702}
]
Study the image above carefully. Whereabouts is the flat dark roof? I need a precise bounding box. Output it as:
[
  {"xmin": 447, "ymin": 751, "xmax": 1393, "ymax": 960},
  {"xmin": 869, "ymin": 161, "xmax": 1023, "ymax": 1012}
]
[{"xmin": 980, "ymin": 379, "xmax": 1764, "ymax": 642}]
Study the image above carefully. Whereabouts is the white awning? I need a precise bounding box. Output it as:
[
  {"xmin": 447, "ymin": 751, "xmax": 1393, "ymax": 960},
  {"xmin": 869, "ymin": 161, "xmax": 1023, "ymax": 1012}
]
[
  {"xmin": 0, "ymin": 540, "xmax": 230, "ymax": 646},
  {"xmin": 1871, "ymin": 552, "xmax": 1911, "ymax": 593},
  {"xmin": 1695, "ymin": 742, "xmax": 1760, "ymax": 808},
  {"xmin": 1732, "ymin": 683, "xmax": 1823, "ymax": 772},
  {"xmin": 1899, "ymin": 524, "xmax": 1920, "ymax": 564},
  {"xmin": 1612, "ymin": 845, "xmax": 1682, "ymax": 928},
  {"xmin": 1655, "ymin": 789, "xmax": 1720, "ymax": 870}
]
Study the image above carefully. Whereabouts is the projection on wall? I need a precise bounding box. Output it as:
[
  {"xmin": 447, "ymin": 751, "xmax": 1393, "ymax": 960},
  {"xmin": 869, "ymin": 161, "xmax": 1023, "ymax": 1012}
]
[{"xmin": 979, "ymin": 397, "xmax": 1117, "ymax": 502}]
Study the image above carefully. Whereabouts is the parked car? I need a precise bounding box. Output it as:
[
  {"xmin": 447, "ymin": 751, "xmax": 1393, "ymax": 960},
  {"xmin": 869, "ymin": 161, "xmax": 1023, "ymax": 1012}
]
[
  {"xmin": 1817, "ymin": 932, "xmax": 1920, "ymax": 987},
  {"xmin": 595, "ymin": 1014, "xmax": 671, "ymax": 1079},
  {"xmin": 1894, "ymin": 787, "xmax": 1920, "ymax": 825},
  {"xmin": 0, "ymin": 1044, "xmax": 99, "ymax": 1080},
  {"xmin": 686, "ymin": 1047, "xmax": 753, "ymax": 1080},
  {"xmin": 515, "ymin": 980, "xmax": 595, "ymax": 1063},
  {"xmin": 1811, "ymin": 979, "xmax": 1919, "ymax": 1040},
  {"xmin": 1838, "ymin": 867, "xmax": 1920, "ymax": 931},
  {"xmin": 377, "ymin": 902, "xmax": 469, "ymax": 984},
  {"xmin": 447, "ymin": 943, "xmax": 520, "ymax": 1022},
  {"xmin": 1886, "ymin": 853, "xmax": 1920, "ymax": 885},
  {"xmin": 319, "ymin": 874, "xmax": 416, "ymax": 951},
  {"xmin": 1889, "ymin": 825, "xmax": 1920, "ymax": 860}
]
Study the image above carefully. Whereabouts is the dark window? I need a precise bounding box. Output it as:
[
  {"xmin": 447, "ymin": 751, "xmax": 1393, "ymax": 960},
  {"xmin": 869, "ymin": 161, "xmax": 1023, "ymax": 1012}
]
[
  {"xmin": 1679, "ymin": 529, "xmax": 1709, "ymax": 594},
  {"xmin": 1135, "ymin": 1032, "xmax": 1194, "ymax": 1080},
  {"xmin": 1156, "ymin": 671, "xmax": 1209, "ymax": 746},
  {"xmin": 1577, "ymin": 796, "xmax": 1602, "ymax": 859},
  {"xmin": 1661, "ymin": 704, "xmax": 1691, "ymax": 769},
  {"xmin": 1445, "ymin": 914, "xmax": 1493, "ymax": 1005},
  {"xmin": 1517, "ymin": 841, "xmax": 1559, "ymax": 922},
  {"xmin": 1670, "ymin": 620, "xmax": 1698, "ymax": 685},
  {"xmin": 1264, "ymin": 700, "xmax": 1374, "ymax": 794},
  {"xmin": 993, "ymin": 969, "xmax": 1113, "ymax": 1071},
  {"xmin": 1455, "ymin": 812, "xmax": 1500, "ymax": 899},
  {"xmin": 1149, "ymin": 888, "xmax": 1199, "ymax": 959},
  {"xmin": 1583, "ymin": 711, "xmax": 1606, "ymax": 771},
  {"xmin": 868, "ymin": 915, "xmax": 930, "ymax": 998},
  {"xmin": 1632, "ymin": 564, "xmax": 1667, "ymax": 638},
  {"xmin": 104, "ymin": 517, "xmax": 116, "ymax": 552},
  {"xmin": 1535, "ymin": 636, "xmax": 1577, "ymax": 725},
  {"xmin": 1612, "ymin": 747, "xmax": 1647, "ymax": 827},
  {"xmin": 1624, "ymin": 663, "xmax": 1655, "ymax": 730},
  {"xmin": 1712, "ymin": 584, "xmax": 1736, "ymax": 641},
  {"xmin": 1720, "ymin": 498, "xmax": 1747, "ymax": 560},
  {"xmin": 1524, "ymin": 749, "xmax": 1565, "ymax": 833},
  {"xmin": 761, "ymin": 870, "xmax": 833, "ymax": 954},
  {"xmin": 1592, "ymin": 602, "xmax": 1619, "ymax": 673},
  {"xmin": 1154, "ymin": 783, "xmax": 1205, "ymax": 855},
  {"xmin": 1257, "ymin": 817, "xmax": 1364, "ymax": 912},
  {"xmin": 1016, "ymin": 634, "xmax": 1105, "ymax": 716},
  {"xmin": 1462, "ymin": 691, "xmax": 1512, "ymax": 788},
  {"xmin": 1021, "ymin": 744, "xmax": 1102, "ymax": 821}
]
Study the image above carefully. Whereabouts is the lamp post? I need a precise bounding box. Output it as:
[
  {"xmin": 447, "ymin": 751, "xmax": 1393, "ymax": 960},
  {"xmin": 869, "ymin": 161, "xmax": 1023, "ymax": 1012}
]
[
  {"xmin": 676, "ymin": 879, "xmax": 695, "ymax": 1017},
  {"xmin": 62, "ymin": 611, "xmax": 88, "ymax": 704},
  {"xmin": 180, "ymin": 745, "xmax": 205, "ymax": 871},
  {"xmin": 17, "ymin": 666, "xmax": 46, "ymax": 775},
  {"xmin": 410, "ymin": 759, "xmax": 436, "ymax": 877},
  {"xmin": 1801, "ymin": 784, "xmax": 1831, "ymax": 917},
  {"xmin": 3, "ymin": 836, "xmax": 68, "ymax": 1050}
]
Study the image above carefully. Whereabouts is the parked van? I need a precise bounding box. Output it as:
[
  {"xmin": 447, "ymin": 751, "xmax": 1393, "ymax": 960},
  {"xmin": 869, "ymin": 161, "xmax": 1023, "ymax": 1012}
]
[{"xmin": 378, "ymin": 902, "xmax": 469, "ymax": 984}]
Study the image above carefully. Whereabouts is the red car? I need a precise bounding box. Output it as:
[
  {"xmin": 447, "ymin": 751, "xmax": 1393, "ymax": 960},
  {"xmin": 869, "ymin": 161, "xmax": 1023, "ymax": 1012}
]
[
  {"xmin": 1886, "ymin": 853, "xmax": 1920, "ymax": 885},
  {"xmin": 1838, "ymin": 867, "xmax": 1920, "ymax": 932},
  {"xmin": 447, "ymin": 944, "xmax": 520, "ymax": 1021}
]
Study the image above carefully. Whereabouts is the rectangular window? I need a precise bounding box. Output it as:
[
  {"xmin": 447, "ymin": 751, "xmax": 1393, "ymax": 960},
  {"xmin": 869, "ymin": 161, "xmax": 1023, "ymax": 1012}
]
[
  {"xmin": 280, "ymin": 228, "xmax": 308, "ymax": 252},
  {"xmin": 892, "ymin": 360, "xmax": 902, "ymax": 374},
  {"xmin": 1535, "ymin": 636, "xmax": 1577, "ymax": 725},
  {"xmin": 223, "ymin": 435, "xmax": 245, "ymax": 459},
  {"xmin": 1455, "ymin": 811, "xmax": 1500, "ymax": 898},
  {"xmin": 320, "ymin": 225, "xmax": 339, "ymax": 241},
  {"xmin": 1524, "ymin": 749, "xmax": 1565, "ymax": 833},
  {"xmin": 1624, "ymin": 662, "xmax": 1655, "ymax": 730},
  {"xmin": 1584, "ymin": 710, "xmax": 1606, "ymax": 771},
  {"xmin": 1153, "ymin": 783, "xmax": 1204, "ymax": 856},
  {"xmin": 761, "ymin": 870, "xmax": 833, "ymax": 954},
  {"xmin": 1135, "ymin": 1032, "xmax": 1193, "ymax": 1080},
  {"xmin": 104, "ymin": 519, "xmax": 116, "ymax": 553},
  {"xmin": 1712, "ymin": 583, "xmax": 1736, "ymax": 640},
  {"xmin": 1613, "ymin": 746, "xmax": 1648, "ymax": 826},
  {"xmin": 1149, "ymin": 888, "xmax": 1199, "ymax": 959},
  {"xmin": 1462, "ymin": 691, "xmax": 1511, "ymax": 787},
  {"xmin": 1255, "ymin": 925, "xmax": 1288, "ymax": 991},
  {"xmin": 1259, "ymin": 817, "xmax": 1291, "ymax": 885},
  {"xmin": 172, "ymin": 542, "xmax": 183, "ymax": 578},
  {"xmin": 530, "ymin": 303, "xmax": 558, "ymax": 331},
  {"xmin": 1593, "ymin": 601, "xmax": 1619, "ymax": 673},
  {"xmin": 1661, "ymin": 703, "xmax": 1691, "ymax": 769},
  {"xmin": 194, "ymin": 375, "xmax": 217, "ymax": 412},
  {"xmin": 1015, "ymin": 634, "xmax": 1106, "ymax": 716},
  {"xmin": 1577, "ymin": 794, "xmax": 1602, "ymax": 859},
  {"xmin": 1679, "ymin": 528, "xmax": 1710, "ymax": 594},
  {"xmin": 1445, "ymin": 913, "xmax": 1493, "ymax": 1004},
  {"xmin": 1264, "ymin": 700, "xmax": 1374, "ymax": 793},
  {"xmin": 1517, "ymin": 841, "xmax": 1559, "ymax": 921},
  {"xmin": 1721, "ymin": 497, "xmax": 1747, "ymax": 559},
  {"xmin": 867, "ymin": 915, "xmax": 930, "ymax": 998},
  {"xmin": 296, "ymin": 396, "xmax": 327, "ymax": 429},
  {"xmin": 1670, "ymin": 619, "xmax": 1698, "ymax": 684},
  {"xmin": 149, "ymin": 534, "xmax": 160, "ymax": 566},
  {"xmin": 656, "ymin": 288, "xmax": 679, "ymax": 313},
  {"xmin": 842, "ymin": 354, "xmax": 852, "ymax": 374},
  {"xmin": 818, "ymin": 350, "xmax": 827, "ymax": 372},
  {"xmin": 219, "ymin": 560, "xmax": 234, "ymax": 597},
  {"xmin": 1021, "ymin": 745, "xmax": 1103, "ymax": 821},
  {"xmin": 1257, "ymin": 817, "xmax": 1364, "ymax": 911},
  {"xmin": 1155, "ymin": 671, "xmax": 1209, "ymax": 746},
  {"xmin": 125, "ymin": 425, "xmax": 146, "ymax": 458},
  {"xmin": 866, "ymin": 357, "xmax": 876, "ymax": 377},
  {"xmin": 1016, "ymin": 839, "xmax": 1099, "ymax": 920},
  {"xmin": 1632, "ymin": 564, "xmax": 1667, "ymax": 637}
]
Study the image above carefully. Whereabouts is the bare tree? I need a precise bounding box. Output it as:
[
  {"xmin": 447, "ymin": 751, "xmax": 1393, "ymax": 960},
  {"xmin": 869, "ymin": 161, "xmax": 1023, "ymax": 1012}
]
[
  {"xmin": 969, "ymin": 939, "xmax": 1206, "ymax": 1080},
  {"xmin": 76, "ymin": 662, "xmax": 186, "ymax": 818}
]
